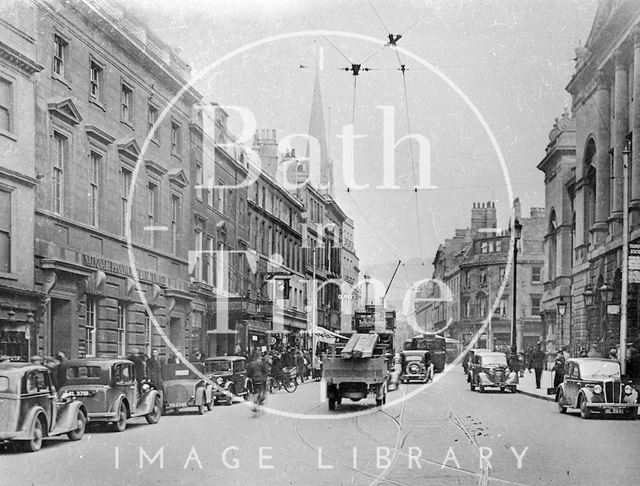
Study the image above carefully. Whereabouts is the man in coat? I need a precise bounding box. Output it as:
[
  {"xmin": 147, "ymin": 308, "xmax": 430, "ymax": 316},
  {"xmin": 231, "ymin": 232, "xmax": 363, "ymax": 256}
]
[
  {"xmin": 528, "ymin": 344, "xmax": 546, "ymax": 389},
  {"xmin": 147, "ymin": 348, "xmax": 163, "ymax": 389}
]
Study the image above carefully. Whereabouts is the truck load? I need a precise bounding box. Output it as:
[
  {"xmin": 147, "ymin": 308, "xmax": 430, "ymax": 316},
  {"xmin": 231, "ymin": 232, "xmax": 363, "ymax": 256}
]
[{"xmin": 323, "ymin": 332, "xmax": 389, "ymax": 410}]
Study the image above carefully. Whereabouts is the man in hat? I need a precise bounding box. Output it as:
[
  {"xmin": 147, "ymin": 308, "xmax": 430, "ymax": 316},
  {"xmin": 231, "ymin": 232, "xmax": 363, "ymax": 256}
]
[
  {"xmin": 128, "ymin": 348, "xmax": 147, "ymax": 389},
  {"xmin": 528, "ymin": 344, "xmax": 546, "ymax": 389}
]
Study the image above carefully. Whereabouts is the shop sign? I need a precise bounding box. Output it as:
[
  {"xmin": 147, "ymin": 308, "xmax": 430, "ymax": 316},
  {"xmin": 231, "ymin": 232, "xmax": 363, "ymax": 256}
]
[{"xmin": 82, "ymin": 254, "xmax": 167, "ymax": 286}]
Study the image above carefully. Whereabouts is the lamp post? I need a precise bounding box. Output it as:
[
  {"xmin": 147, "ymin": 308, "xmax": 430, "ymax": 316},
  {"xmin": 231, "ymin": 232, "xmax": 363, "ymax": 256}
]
[
  {"xmin": 583, "ymin": 287, "xmax": 595, "ymax": 354},
  {"xmin": 599, "ymin": 283, "xmax": 613, "ymax": 356},
  {"xmin": 557, "ymin": 297, "xmax": 567, "ymax": 348},
  {"xmin": 510, "ymin": 219, "xmax": 523, "ymax": 354},
  {"xmin": 621, "ymin": 139, "xmax": 630, "ymax": 374}
]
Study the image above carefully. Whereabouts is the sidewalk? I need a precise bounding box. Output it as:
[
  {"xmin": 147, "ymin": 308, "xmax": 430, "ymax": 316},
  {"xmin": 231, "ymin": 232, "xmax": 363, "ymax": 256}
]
[{"xmin": 516, "ymin": 369, "xmax": 556, "ymax": 401}]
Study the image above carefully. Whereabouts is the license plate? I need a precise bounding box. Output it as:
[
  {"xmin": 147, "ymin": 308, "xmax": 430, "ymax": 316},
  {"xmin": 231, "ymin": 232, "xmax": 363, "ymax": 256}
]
[
  {"xmin": 604, "ymin": 407, "xmax": 624, "ymax": 414},
  {"xmin": 68, "ymin": 390, "xmax": 92, "ymax": 397},
  {"xmin": 167, "ymin": 402, "xmax": 187, "ymax": 408}
]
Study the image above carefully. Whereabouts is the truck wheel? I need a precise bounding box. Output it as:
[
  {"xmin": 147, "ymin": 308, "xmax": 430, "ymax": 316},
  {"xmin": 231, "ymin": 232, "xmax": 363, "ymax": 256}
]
[
  {"xmin": 112, "ymin": 402, "xmax": 128, "ymax": 432},
  {"xmin": 67, "ymin": 409, "xmax": 86, "ymax": 441},
  {"xmin": 22, "ymin": 416, "xmax": 44, "ymax": 452}
]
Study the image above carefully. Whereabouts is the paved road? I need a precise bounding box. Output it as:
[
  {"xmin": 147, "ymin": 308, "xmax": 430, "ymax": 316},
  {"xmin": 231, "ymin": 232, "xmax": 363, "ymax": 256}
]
[{"xmin": 3, "ymin": 369, "xmax": 639, "ymax": 485}]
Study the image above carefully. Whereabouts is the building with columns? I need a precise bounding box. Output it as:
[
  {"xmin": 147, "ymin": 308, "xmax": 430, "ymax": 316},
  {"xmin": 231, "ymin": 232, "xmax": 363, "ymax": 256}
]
[{"xmin": 557, "ymin": 0, "xmax": 640, "ymax": 358}]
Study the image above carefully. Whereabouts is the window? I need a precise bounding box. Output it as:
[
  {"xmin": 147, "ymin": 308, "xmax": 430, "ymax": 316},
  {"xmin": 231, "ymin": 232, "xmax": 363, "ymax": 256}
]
[
  {"xmin": 147, "ymin": 104, "xmax": 159, "ymax": 140},
  {"xmin": 121, "ymin": 168, "xmax": 132, "ymax": 236},
  {"xmin": 143, "ymin": 311, "xmax": 151, "ymax": 355},
  {"xmin": 170, "ymin": 194, "xmax": 180, "ymax": 254},
  {"xmin": 495, "ymin": 240, "xmax": 502, "ymax": 252},
  {"xmin": 53, "ymin": 132, "xmax": 67, "ymax": 214},
  {"xmin": 89, "ymin": 61, "xmax": 103, "ymax": 102},
  {"xmin": 498, "ymin": 298, "xmax": 508, "ymax": 317},
  {"xmin": 548, "ymin": 211, "xmax": 557, "ymax": 281},
  {"xmin": 217, "ymin": 180, "xmax": 225, "ymax": 213},
  {"xmin": 117, "ymin": 303, "xmax": 127, "ymax": 357},
  {"xmin": 171, "ymin": 121, "xmax": 181, "ymax": 155},
  {"xmin": 480, "ymin": 241, "xmax": 488, "ymax": 254},
  {"xmin": 479, "ymin": 268, "xmax": 487, "ymax": 285},
  {"xmin": 532, "ymin": 265, "xmax": 542, "ymax": 283},
  {"xmin": 147, "ymin": 181, "xmax": 159, "ymax": 247},
  {"xmin": 89, "ymin": 151, "xmax": 101, "ymax": 227},
  {"xmin": 195, "ymin": 228, "xmax": 203, "ymax": 280},
  {"xmin": 85, "ymin": 298, "xmax": 97, "ymax": 357},
  {"xmin": 463, "ymin": 298, "xmax": 471, "ymax": 318},
  {"xmin": 531, "ymin": 296, "xmax": 541, "ymax": 316},
  {"xmin": 195, "ymin": 164, "xmax": 203, "ymax": 200},
  {"xmin": 204, "ymin": 235, "xmax": 213, "ymax": 284},
  {"xmin": 121, "ymin": 83, "xmax": 133, "ymax": 122},
  {"xmin": 0, "ymin": 190, "xmax": 10, "ymax": 272},
  {"xmin": 464, "ymin": 271, "xmax": 470, "ymax": 287},
  {"xmin": 53, "ymin": 35, "xmax": 67, "ymax": 77},
  {"xmin": 498, "ymin": 266, "xmax": 506, "ymax": 282},
  {"xmin": 0, "ymin": 77, "xmax": 12, "ymax": 132}
]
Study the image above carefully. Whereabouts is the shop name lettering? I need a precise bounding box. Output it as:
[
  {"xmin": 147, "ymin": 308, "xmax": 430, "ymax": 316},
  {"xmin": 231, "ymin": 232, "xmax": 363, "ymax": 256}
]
[{"xmin": 82, "ymin": 255, "xmax": 167, "ymax": 285}]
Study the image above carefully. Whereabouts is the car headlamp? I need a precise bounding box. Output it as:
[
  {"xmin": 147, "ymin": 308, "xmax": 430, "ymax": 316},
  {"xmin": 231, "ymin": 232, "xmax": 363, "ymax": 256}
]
[
  {"xmin": 593, "ymin": 384, "xmax": 602, "ymax": 394},
  {"xmin": 625, "ymin": 385, "xmax": 633, "ymax": 395},
  {"xmin": 217, "ymin": 377, "xmax": 224, "ymax": 385}
]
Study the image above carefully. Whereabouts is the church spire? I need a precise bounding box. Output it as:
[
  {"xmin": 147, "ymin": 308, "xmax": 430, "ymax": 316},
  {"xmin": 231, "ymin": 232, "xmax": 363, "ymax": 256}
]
[{"xmin": 307, "ymin": 46, "xmax": 334, "ymax": 196}]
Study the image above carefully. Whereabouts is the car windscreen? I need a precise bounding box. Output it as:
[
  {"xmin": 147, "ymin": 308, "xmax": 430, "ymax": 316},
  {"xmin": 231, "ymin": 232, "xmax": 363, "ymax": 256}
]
[
  {"xmin": 481, "ymin": 355, "xmax": 508, "ymax": 367},
  {"xmin": 206, "ymin": 361, "xmax": 232, "ymax": 373},
  {"xmin": 0, "ymin": 376, "xmax": 9, "ymax": 392},
  {"xmin": 66, "ymin": 366, "xmax": 102, "ymax": 379},
  {"xmin": 580, "ymin": 361, "xmax": 621, "ymax": 379}
]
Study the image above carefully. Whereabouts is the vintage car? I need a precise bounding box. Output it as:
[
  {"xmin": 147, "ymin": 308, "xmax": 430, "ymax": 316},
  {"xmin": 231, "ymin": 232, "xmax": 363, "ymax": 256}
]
[
  {"xmin": 204, "ymin": 356, "xmax": 251, "ymax": 405},
  {"xmin": 556, "ymin": 358, "xmax": 639, "ymax": 419},
  {"xmin": 464, "ymin": 348, "xmax": 491, "ymax": 378},
  {"xmin": 469, "ymin": 352, "xmax": 518, "ymax": 392},
  {"xmin": 58, "ymin": 358, "xmax": 161, "ymax": 432},
  {"xmin": 0, "ymin": 363, "xmax": 87, "ymax": 452},
  {"xmin": 161, "ymin": 362, "xmax": 213, "ymax": 414},
  {"xmin": 400, "ymin": 350, "xmax": 433, "ymax": 383}
]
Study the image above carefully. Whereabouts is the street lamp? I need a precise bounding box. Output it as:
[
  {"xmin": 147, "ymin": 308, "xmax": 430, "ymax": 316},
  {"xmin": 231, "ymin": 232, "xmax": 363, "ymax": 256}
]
[
  {"xmin": 583, "ymin": 287, "xmax": 595, "ymax": 307},
  {"xmin": 599, "ymin": 283, "xmax": 613, "ymax": 356},
  {"xmin": 557, "ymin": 297, "xmax": 567, "ymax": 348},
  {"xmin": 510, "ymin": 218, "xmax": 523, "ymax": 355}
]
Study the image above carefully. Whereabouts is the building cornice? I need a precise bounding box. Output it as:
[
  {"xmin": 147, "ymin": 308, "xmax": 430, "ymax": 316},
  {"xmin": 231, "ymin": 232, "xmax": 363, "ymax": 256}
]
[{"xmin": 0, "ymin": 40, "xmax": 43, "ymax": 76}]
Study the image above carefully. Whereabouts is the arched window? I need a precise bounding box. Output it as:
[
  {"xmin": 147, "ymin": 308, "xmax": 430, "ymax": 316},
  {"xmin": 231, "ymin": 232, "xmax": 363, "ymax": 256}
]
[
  {"xmin": 476, "ymin": 292, "xmax": 488, "ymax": 317},
  {"xmin": 571, "ymin": 212, "xmax": 576, "ymax": 267},
  {"xmin": 548, "ymin": 210, "xmax": 557, "ymax": 281},
  {"xmin": 584, "ymin": 138, "xmax": 597, "ymax": 246}
]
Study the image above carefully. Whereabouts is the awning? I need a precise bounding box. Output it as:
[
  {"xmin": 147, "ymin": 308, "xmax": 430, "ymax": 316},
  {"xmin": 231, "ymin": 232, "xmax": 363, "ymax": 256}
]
[{"xmin": 309, "ymin": 326, "xmax": 348, "ymax": 343}]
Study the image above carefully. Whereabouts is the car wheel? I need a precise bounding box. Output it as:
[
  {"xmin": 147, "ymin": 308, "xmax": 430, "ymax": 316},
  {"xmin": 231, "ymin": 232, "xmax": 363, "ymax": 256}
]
[
  {"xmin": 145, "ymin": 396, "xmax": 162, "ymax": 424},
  {"xmin": 624, "ymin": 408, "xmax": 636, "ymax": 420},
  {"xmin": 67, "ymin": 409, "xmax": 86, "ymax": 441},
  {"xmin": 112, "ymin": 402, "xmax": 128, "ymax": 432},
  {"xmin": 22, "ymin": 416, "xmax": 44, "ymax": 452},
  {"xmin": 328, "ymin": 398, "xmax": 336, "ymax": 411},
  {"xmin": 557, "ymin": 390, "xmax": 567, "ymax": 414},
  {"xmin": 579, "ymin": 397, "xmax": 591, "ymax": 419}
]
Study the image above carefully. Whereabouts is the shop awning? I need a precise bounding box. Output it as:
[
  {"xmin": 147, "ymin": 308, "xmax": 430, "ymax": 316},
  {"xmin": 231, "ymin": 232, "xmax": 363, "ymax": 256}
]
[{"xmin": 310, "ymin": 326, "xmax": 348, "ymax": 343}]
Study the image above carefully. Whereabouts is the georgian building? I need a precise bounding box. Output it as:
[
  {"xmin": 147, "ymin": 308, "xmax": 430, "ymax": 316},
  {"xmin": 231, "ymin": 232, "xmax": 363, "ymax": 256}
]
[
  {"xmin": 540, "ymin": 0, "xmax": 640, "ymax": 358},
  {"xmin": 0, "ymin": 2, "xmax": 43, "ymax": 361},
  {"xmin": 31, "ymin": 0, "xmax": 198, "ymax": 360},
  {"xmin": 418, "ymin": 201, "xmax": 545, "ymax": 353}
]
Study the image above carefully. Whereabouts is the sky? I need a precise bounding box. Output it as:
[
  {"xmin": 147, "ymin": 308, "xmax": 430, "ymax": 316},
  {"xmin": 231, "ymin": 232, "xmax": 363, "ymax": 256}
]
[{"xmin": 126, "ymin": 0, "xmax": 597, "ymax": 280}]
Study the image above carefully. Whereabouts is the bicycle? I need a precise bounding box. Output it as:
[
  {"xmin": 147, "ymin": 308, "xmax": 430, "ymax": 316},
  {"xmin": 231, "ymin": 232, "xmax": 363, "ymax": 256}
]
[{"xmin": 267, "ymin": 367, "xmax": 298, "ymax": 393}]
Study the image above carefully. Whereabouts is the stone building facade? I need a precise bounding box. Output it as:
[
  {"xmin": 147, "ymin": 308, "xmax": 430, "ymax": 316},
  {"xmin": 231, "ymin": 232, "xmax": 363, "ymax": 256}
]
[
  {"xmin": 0, "ymin": 2, "xmax": 43, "ymax": 361},
  {"xmin": 540, "ymin": 0, "xmax": 640, "ymax": 358}
]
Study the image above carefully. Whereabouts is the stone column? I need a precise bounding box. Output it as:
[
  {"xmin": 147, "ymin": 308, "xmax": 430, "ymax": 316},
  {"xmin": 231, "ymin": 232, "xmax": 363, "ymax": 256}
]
[
  {"xmin": 593, "ymin": 69, "xmax": 611, "ymax": 234},
  {"xmin": 611, "ymin": 51, "xmax": 629, "ymax": 224},
  {"xmin": 631, "ymin": 28, "xmax": 640, "ymax": 214}
]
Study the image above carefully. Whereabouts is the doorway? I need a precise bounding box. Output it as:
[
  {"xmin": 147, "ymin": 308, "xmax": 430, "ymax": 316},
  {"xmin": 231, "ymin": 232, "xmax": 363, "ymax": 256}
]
[{"xmin": 50, "ymin": 298, "xmax": 73, "ymax": 358}]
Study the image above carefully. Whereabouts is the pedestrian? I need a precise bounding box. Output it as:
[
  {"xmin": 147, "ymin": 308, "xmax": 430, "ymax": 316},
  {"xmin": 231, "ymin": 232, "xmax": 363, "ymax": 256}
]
[
  {"xmin": 608, "ymin": 348, "xmax": 618, "ymax": 361},
  {"xmin": 517, "ymin": 351, "xmax": 525, "ymax": 377},
  {"xmin": 579, "ymin": 347, "xmax": 588, "ymax": 357},
  {"xmin": 167, "ymin": 352, "xmax": 177, "ymax": 364},
  {"xmin": 528, "ymin": 344, "xmax": 545, "ymax": 389},
  {"xmin": 552, "ymin": 350, "xmax": 565, "ymax": 390},
  {"xmin": 44, "ymin": 355, "xmax": 62, "ymax": 389},
  {"xmin": 147, "ymin": 348, "xmax": 163, "ymax": 389},
  {"xmin": 128, "ymin": 348, "xmax": 147, "ymax": 388},
  {"xmin": 246, "ymin": 352, "xmax": 268, "ymax": 411},
  {"xmin": 234, "ymin": 344, "xmax": 243, "ymax": 357},
  {"xmin": 295, "ymin": 349, "xmax": 305, "ymax": 383},
  {"xmin": 313, "ymin": 353, "xmax": 322, "ymax": 381}
]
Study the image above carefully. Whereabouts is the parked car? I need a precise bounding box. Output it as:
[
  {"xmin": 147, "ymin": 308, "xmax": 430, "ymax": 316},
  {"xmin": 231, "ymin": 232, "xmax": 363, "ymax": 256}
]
[
  {"xmin": 0, "ymin": 363, "xmax": 87, "ymax": 452},
  {"xmin": 469, "ymin": 352, "xmax": 518, "ymax": 392},
  {"xmin": 204, "ymin": 356, "xmax": 251, "ymax": 405},
  {"xmin": 58, "ymin": 358, "xmax": 162, "ymax": 432},
  {"xmin": 556, "ymin": 358, "xmax": 639, "ymax": 419},
  {"xmin": 400, "ymin": 350, "xmax": 433, "ymax": 383},
  {"xmin": 464, "ymin": 348, "xmax": 491, "ymax": 378},
  {"xmin": 161, "ymin": 362, "xmax": 212, "ymax": 414}
]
